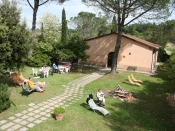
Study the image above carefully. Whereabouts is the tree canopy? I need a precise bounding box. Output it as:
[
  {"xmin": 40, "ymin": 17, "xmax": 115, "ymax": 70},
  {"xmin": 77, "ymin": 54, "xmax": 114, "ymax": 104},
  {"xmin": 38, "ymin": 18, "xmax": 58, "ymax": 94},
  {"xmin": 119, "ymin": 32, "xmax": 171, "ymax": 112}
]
[
  {"xmin": 0, "ymin": 0, "xmax": 30, "ymax": 73},
  {"xmin": 69, "ymin": 11, "xmax": 110, "ymax": 39}
]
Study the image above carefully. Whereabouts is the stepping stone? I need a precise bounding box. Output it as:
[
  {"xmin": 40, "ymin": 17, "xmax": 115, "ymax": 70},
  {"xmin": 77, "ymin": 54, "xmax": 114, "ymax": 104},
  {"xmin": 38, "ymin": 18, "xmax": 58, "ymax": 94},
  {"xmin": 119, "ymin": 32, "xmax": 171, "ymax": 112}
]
[
  {"xmin": 28, "ymin": 103, "xmax": 35, "ymax": 107},
  {"xmin": 21, "ymin": 110, "xmax": 28, "ymax": 114},
  {"xmin": 19, "ymin": 127, "xmax": 28, "ymax": 131},
  {"xmin": 40, "ymin": 112, "xmax": 46, "ymax": 115},
  {"xmin": 27, "ymin": 123, "xmax": 35, "ymax": 128},
  {"xmin": 32, "ymin": 105, "xmax": 39, "ymax": 109},
  {"xmin": 52, "ymin": 101, "xmax": 58, "ymax": 104},
  {"xmin": 33, "ymin": 114, "xmax": 41, "ymax": 118},
  {"xmin": 28, "ymin": 108, "xmax": 34, "ymax": 111},
  {"xmin": 13, "ymin": 118, "xmax": 22, "ymax": 123},
  {"xmin": 45, "ymin": 114, "xmax": 52, "ymax": 117},
  {"xmin": 48, "ymin": 107, "xmax": 54, "ymax": 110},
  {"xmin": 28, "ymin": 112, "xmax": 35, "ymax": 116},
  {"xmin": 38, "ymin": 103, "xmax": 44, "ymax": 106},
  {"xmin": 43, "ymin": 105, "xmax": 50, "ymax": 108},
  {"xmin": 42, "ymin": 101, "xmax": 49, "ymax": 104},
  {"xmin": 54, "ymin": 105, "xmax": 60, "ymax": 108},
  {"xmin": 21, "ymin": 115, "xmax": 29, "ymax": 119},
  {"xmin": 40, "ymin": 117, "xmax": 47, "ymax": 121},
  {"xmin": 39, "ymin": 107, "xmax": 46, "ymax": 111},
  {"xmin": 27, "ymin": 117, "xmax": 35, "ymax": 122},
  {"xmin": 33, "ymin": 110, "xmax": 40, "ymax": 114},
  {"xmin": 9, "ymin": 116, "xmax": 16, "ymax": 120},
  {"xmin": 0, "ymin": 122, "xmax": 15, "ymax": 130},
  {"xmin": 0, "ymin": 120, "xmax": 7, "ymax": 125},
  {"xmin": 15, "ymin": 113, "xmax": 23, "ymax": 117},
  {"xmin": 8, "ymin": 124, "xmax": 21, "ymax": 130},
  {"xmin": 34, "ymin": 119, "xmax": 42, "ymax": 124},
  {"xmin": 20, "ymin": 120, "xmax": 29, "ymax": 125}
]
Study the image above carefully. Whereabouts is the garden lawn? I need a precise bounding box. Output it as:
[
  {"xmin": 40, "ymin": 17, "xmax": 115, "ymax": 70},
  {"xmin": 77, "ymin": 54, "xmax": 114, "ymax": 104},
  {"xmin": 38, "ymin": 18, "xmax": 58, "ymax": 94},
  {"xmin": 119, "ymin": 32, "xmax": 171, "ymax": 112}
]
[{"xmin": 0, "ymin": 66, "xmax": 175, "ymax": 131}]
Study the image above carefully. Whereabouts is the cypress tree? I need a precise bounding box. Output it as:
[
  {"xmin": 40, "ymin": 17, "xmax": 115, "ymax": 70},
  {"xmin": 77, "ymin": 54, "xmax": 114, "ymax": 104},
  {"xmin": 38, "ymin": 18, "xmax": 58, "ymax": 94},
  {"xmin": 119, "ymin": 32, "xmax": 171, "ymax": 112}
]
[
  {"xmin": 111, "ymin": 15, "xmax": 117, "ymax": 33},
  {"xmin": 61, "ymin": 8, "xmax": 67, "ymax": 44}
]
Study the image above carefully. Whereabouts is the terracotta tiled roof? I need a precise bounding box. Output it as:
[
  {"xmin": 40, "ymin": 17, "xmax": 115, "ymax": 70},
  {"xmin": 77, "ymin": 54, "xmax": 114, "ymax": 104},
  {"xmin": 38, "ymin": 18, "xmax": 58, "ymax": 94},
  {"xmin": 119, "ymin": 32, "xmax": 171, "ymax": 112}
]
[
  {"xmin": 86, "ymin": 33, "xmax": 161, "ymax": 50},
  {"xmin": 122, "ymin": 34, "xmax": 161, "ymax": 49}
]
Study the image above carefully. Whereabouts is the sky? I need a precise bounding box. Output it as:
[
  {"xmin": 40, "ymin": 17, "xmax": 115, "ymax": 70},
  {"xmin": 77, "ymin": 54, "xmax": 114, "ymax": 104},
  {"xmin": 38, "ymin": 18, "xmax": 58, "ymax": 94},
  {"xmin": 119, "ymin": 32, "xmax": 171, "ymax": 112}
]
[
  {"xmin": 19, "ymin": 0, "xmax": 97, "ymax": 28},
  {"xmin": 19, "ymin": 0, "xmax": 175, "ymax": 29}
]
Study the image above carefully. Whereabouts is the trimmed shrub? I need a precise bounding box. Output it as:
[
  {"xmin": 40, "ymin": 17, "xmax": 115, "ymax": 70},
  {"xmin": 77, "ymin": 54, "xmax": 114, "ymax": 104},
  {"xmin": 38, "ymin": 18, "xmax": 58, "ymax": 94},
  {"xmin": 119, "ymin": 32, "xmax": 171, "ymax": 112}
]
[{"xmin": 0, "ymin": 83, "xmax": 11, "ymax": 113}]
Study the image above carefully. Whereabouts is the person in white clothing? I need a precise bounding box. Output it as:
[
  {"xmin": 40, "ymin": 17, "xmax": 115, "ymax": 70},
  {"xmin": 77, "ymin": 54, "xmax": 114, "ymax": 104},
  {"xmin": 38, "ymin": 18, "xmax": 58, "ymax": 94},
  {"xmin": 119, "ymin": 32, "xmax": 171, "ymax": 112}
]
[{"xmin": 96, "ymin": 89, "xmax": 105, "ymax": 106}]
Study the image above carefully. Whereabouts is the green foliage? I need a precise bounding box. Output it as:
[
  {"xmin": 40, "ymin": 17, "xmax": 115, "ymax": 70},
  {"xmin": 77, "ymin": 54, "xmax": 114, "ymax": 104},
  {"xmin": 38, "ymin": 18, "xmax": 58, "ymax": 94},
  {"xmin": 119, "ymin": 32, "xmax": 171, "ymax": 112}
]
[
  {"xmin": 0, "ymin": 83, "xmax": 11, "ymax": 113},
  {"xmin": 0, "ymin": 0, "xmax": 30, "ymax": 72},
  {"xmin": 69, "ymin": 11, "xmax": 110, "ymax": 39},
  {"xmin": 54, "ymin": 107, "xmax": 65, "ymax": 114},
  {"xmin": 124, "ymin": 21, "xmax": 175, "ymax": 48},
  {"xmin": 26, "ymin": 41, "xmax": 52, "ymax": 67},
  {"xmin": 158, "ymin": 48, "xmax": 170, "ymax": 62},
  {"xmin": 66, "ymin": 35, "xmax": 90, "ymax": 60},
  {"xmin": 165, "ymin": 52, "xmax": 175, "ymax": 83},
  {"xmin": 61, "ymin": 8, "xmax": 67, "ymax": 44}
]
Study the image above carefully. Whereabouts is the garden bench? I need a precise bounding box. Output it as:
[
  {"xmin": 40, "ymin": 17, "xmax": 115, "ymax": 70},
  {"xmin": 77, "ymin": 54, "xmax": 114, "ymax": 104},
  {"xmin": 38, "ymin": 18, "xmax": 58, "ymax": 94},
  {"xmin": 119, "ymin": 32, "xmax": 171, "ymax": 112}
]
[
  {"xmin": 21, "ymin": 83, "xmax": 36, "ymax": 96},
  {"xmin": 127, "ymin": 66, "xmax": 137, "ymax": 71}
]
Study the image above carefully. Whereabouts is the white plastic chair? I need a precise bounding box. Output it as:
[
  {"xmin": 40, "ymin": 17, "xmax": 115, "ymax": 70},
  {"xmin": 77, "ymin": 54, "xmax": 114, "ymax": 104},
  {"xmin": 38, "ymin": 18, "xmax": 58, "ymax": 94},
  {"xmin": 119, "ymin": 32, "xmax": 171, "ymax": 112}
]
[
  {"xmin": 32, "ymin": 68, "xmax": 38, "ymax": 77},
  {"xmin": 42, "ymin": 67, "xmax": 50, "ymax": 78},
  {"xmin": 58, "ymin": 65, "xmax": 65, "ymax": 74}
]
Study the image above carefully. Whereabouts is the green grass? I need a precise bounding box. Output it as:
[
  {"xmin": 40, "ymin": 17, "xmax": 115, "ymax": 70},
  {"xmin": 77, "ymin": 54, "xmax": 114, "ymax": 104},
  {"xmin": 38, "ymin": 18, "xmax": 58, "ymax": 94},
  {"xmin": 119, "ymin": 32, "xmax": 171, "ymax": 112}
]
[{"xmin": 0, "ymin": 66, "xmax": 175, "ymax": 131}]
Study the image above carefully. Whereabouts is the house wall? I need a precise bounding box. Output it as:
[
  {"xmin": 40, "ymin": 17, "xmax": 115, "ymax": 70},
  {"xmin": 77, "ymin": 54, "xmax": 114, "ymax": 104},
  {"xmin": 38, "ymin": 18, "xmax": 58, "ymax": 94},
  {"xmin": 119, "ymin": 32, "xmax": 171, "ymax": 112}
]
[
  {"xmin": 83, "ymin": 34, "xmax": 117, "ymax": 67},
  {"xmin": 118, "ymin": 37, "xmax": 153, "ymax": 72},
  {"xmin": 81, "ymin": 34, "xmax": 155, "ymax": 73}
]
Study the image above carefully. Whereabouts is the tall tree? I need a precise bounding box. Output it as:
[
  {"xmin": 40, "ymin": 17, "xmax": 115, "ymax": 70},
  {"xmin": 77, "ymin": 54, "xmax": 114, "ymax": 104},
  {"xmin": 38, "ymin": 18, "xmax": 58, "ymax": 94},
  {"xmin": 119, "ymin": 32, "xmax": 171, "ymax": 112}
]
[
  {"xmin": 82, "ymin": 0, "xmax": 171, "ymax": 74},
  {"xmin": 37, "ymin": 12, "xmax": 61, "ymax": 43},
  {"xmin": 0, "ymin": 0, "xmax": 30, "ymax": 72},
  {"xmin": 61, "ymin": 8, "xmax": 67, "ymax": 44},
  {"xmin": 111, "ymin": 15, "xmax": 117, "ymax": 33},
  {"xmin": 26, "ymin": 0, "xmax": 68, "ymax": 54}
]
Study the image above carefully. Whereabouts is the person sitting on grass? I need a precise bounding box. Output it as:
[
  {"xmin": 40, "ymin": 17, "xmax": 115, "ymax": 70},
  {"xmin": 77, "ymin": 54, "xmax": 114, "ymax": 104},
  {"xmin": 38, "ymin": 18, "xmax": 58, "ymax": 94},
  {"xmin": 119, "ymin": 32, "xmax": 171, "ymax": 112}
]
[
  {"xmin": 96, "ymin": 89, "xmax": 106, "ymax": 106},
  {"xmin": 28, "ymin": 77, "xmax": 45, "ymax": 92}
]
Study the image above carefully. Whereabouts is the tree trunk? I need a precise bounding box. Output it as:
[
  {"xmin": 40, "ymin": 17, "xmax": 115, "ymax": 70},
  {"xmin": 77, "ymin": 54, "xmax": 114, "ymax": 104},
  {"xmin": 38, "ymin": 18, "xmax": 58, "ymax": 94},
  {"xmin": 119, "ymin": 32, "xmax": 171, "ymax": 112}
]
[
  {"xmin": 29, "ymin": 1, "xmax": 39, "ymax": 55},
  {"xmin": 111, "ymin": 26, "xmax": 123, "ymax": 74}
]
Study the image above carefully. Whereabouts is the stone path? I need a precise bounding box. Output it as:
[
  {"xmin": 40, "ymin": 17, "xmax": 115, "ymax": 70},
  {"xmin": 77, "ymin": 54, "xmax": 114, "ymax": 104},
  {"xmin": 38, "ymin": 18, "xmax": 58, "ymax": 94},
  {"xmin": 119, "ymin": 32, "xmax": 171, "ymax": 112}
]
[{"xmin": 0, "ymin": 72, "xmax": 106, "ymax": 131}]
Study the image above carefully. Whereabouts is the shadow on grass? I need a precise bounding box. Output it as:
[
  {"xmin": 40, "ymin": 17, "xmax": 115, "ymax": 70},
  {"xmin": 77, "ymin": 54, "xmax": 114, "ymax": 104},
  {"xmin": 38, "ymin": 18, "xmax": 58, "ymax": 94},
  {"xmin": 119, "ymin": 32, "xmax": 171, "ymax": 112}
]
[
  {"xmin": 0, "ymin": 75, "xmax": 17, "ymax": 87},
  {"xmin": 107, "ymin": 72, "xmax": 175, "ymax": 131}
]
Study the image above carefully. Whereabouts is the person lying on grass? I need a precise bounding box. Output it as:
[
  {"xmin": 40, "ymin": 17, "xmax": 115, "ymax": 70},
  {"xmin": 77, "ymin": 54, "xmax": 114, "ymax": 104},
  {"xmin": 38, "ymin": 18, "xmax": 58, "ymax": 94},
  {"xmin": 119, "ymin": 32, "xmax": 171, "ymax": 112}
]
[{"xmin": 28, "ymin": 77, "xmax": 45, "ymax": 92}]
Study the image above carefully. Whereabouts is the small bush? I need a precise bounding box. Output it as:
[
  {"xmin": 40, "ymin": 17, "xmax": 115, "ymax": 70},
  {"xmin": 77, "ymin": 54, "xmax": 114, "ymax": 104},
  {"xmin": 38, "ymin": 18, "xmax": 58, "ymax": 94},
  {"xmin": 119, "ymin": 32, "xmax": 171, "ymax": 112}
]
[
  {"xmin": 165, "ymin": 52, "xmax": 175, "ymax": 83},
  {"xmin": 54, "ymin": 107, "xmax": 65, "ymax": 115},
  {"xmin": 0, "ymin": 83, "xmax": 11, "ymax": 113}
]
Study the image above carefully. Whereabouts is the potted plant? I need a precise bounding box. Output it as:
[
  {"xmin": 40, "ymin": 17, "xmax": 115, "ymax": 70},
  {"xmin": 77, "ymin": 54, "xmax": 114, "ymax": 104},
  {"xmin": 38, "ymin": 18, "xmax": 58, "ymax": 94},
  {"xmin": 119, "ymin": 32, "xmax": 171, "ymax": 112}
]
[{"xmin": 54, "ymin": 107, "xmax": 65, "ymax": 121}]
